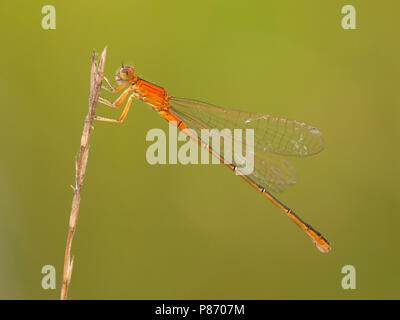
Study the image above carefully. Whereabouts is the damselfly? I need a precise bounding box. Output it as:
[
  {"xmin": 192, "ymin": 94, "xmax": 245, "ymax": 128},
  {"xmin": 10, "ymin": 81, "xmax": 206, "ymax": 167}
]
[{"xmin": 96, "ymin": 65, "xmax": 331, "ymax": 252}]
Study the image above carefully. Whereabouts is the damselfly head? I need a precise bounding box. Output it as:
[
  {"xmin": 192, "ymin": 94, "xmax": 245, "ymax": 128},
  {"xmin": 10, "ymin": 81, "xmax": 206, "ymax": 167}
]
[{"xmin": 116, "ymin": 65, "xmax": 135, "ymax": 81}]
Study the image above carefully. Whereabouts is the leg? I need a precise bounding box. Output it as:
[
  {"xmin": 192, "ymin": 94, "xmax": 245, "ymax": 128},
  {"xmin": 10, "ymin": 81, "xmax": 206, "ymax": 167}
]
[
  {"xmin": 114, "ymin": 88, "xmax": 132, "ymax": 107},
  {"xmin": 101, "ymin": 76, "xmax": 127, "ymax": 93},
  {"xmin": 95, "ymin": 93, "xmax": 135, "ymax": 123},
  {"xmin": 98, "ymin": 87, "xmax": 132, "ymax": 109},
  {"xmin": 98, "ymin": 97, "xmax": 118, "ymax": 108}
]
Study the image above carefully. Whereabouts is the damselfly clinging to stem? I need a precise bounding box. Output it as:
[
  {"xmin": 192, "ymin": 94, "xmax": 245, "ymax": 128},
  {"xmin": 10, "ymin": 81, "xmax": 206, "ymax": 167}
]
[{"xmin": 95, "ymin": 64, "xmax": 331, "ymax": 252}]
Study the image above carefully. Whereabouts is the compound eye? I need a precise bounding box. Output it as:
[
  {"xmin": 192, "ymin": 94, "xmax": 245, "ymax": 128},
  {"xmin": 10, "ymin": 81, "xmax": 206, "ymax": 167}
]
[{"xmin": 117, "ymin": 65, "xmax": 135, "ymax": 81}]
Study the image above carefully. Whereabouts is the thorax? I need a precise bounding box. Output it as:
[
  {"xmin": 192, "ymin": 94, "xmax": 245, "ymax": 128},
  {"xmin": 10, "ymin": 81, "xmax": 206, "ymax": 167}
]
[{"xmin": 130, "ymin": 77, "xmax": 170, "ymax": 111}]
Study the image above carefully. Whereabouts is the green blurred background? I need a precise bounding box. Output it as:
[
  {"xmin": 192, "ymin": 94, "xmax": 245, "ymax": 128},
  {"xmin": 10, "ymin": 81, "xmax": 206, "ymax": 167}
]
[{"xmin": 0, "ymin": 0, "xmax": 398, "ymax": 299}]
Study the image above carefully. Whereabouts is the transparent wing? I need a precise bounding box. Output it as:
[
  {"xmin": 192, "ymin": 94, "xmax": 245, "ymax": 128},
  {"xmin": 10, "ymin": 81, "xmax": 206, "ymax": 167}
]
[
  {"xmin": 168, "ymin": 97, "xmax": 324, "ymax": 192},
  {"xmin": 171, "ymin": 97, "xmax": 325, "ymax": 156}
]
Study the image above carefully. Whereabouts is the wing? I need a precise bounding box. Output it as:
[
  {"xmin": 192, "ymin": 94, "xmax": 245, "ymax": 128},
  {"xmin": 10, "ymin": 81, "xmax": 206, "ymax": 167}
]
[
  {"xmin": 170, "ymin": 97, "xmax": 325, "ymax": 156},
  {"xmin": 168, "ymin": 97, "xmax": 324, "ymax": 192}
]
